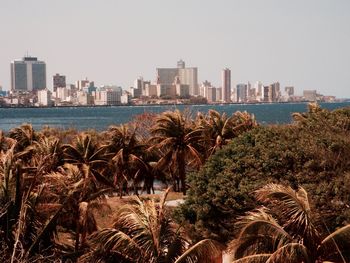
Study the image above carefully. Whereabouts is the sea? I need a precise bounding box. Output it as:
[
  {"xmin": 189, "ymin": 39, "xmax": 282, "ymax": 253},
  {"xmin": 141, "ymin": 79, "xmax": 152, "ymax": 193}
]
[{"xmin": 0, "ymin": 102, "xmax": 350, "ymax": 132}]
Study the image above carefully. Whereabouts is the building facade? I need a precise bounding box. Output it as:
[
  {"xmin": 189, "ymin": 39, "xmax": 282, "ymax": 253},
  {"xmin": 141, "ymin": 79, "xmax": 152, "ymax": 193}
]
[
  {"xmin": 11, "ymin": 56, "xmax": 46, "ymax": 92},
  {"xmin": 156, "ymin": 60, "xmax": 198, "ymax": 96},
  {"xmin": 216, "ymin": 87, "xmax": 222, "ymax": 102},
  {"xmin": 207, "ymin": 87, "xmax": 217, "ymax": 102},
  {"xmin": 222, "ymin": 68, "xmax": 231, "ymax": 103},
  {"xmin": 303, "ymin": 90, "xmax": 317, "ymax": 101},
  {"xmin": 144, "ymin": 83, "xmax": 157, "ymax": 97},
  {"xmin": 37, "ymin": 89, "xmax": 51, "ymax": 106},
  {"xmin": 285, "ymin": 86, "xmax": 295, "ymax": 96},
  {"xmin": 55, "ymin": 86, "xmax": 71, "ymax": 101},
  {"xmin": 76, "ymin": 79, "xmax": 94, "ymax": 90},
  {"xmin": 199, "ymin": 80, "xmax": 211, "ymax": 98},
  {"xmin": 132, "ymin": 77, "xmax": 143, "ymax": 98},
  {"xmin": 53, "ymin": 74, "xmax": 66, "ymax": 92},
  {"xmin": 93, "ymin": 87, "xmax": 122, "ymax": 105},
  {"xmin": 236, "ymin": 83, "xmax": 247, "ymax": 102}
]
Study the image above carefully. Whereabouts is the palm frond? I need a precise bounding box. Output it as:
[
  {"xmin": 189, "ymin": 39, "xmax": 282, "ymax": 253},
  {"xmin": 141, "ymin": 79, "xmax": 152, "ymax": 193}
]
[
  {"xmin": 174, "ymin": 239, "xmax": 223, "ymax": 263},
  {"xmin": 229, "ymin": 209, "xmax": 291, "ymax": 258},
  {"xmin": 231, "ymin": 254, "xmax": 271, "ymax": 263},
  {"xmin": 255, "ymin": 183, "xmax": 319, "ymax": 243},
  {"xmin": 266, "ymin": 243, "xmax": 310, "ymax": 263},
  {"xmin": 87, "ymin": 228, "xmax": 141, "ymax": 260},
  {"xmin": 319, "ymin": 224, "xmax": 350, "ymax": 262}
]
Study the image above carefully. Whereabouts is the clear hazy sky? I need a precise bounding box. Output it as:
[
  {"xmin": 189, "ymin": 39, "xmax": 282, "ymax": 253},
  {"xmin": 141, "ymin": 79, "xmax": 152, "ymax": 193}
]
[{"xmin": 0, "ymin": 0, "xmax": 349, "ymax": 97}]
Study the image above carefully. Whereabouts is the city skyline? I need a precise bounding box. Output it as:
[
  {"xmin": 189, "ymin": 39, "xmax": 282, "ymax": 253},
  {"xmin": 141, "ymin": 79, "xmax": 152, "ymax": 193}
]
[{"xmin": 0, "ymin": 0, "xmax": 349, "ymax": 97}]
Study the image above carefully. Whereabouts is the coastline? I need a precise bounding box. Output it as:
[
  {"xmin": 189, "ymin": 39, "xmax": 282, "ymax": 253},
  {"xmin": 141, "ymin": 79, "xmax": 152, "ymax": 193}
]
[{"xmin": 0, "ymin": 99, "xmax": 347, "ymax": 109}]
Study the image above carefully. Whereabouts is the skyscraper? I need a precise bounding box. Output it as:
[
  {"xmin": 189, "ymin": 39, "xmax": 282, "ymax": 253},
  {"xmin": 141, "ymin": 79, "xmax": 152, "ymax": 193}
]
[
  {"xmin": 222, "ymin": 68, "xmax": 231, "ymax": 103},
  {"xmin": 285, "ymin": 86, "xmax": 294, "ymax": 96},
  {"xmin": 11, "ymin": 56, "xmax": 46, "ymax": 92},
  {"xmin": 53, "ymin": 73, "xmax": 66, "ymax": 92},
  {"xmin": 236, "ymin": 83, "xmax": 248, "ymax": 102}
]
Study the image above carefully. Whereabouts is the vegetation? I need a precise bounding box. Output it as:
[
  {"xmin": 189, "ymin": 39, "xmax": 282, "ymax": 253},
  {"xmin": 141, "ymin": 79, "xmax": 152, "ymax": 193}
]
[
  {"xmin": 229, "ymin": 183, "xmax": 350, "ymax": 262},
  {"xmin": 0, "ymin": 104, "xmax": 350, "ymax": 262},
  {"xmin": 176, "ymin": 104, "xmax": 350, "ymax": 243},
  {"xmin": 82, "ymin": 189, "xmax": 222, "ymax": 263},
  {"xmin": 150, "ymin": 110, "xmax": 203, "ymax": 194}
]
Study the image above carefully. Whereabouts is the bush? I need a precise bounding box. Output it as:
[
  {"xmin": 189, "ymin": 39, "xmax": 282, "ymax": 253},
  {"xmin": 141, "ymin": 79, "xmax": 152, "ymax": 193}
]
[{"xmin": 176, "ymin": 106, "xmax": 350, "ymax": 243}]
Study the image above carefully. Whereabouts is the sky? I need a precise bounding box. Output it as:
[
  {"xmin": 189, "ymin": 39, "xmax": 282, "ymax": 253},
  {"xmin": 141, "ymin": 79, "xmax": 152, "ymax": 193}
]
[{"xmin": 0, "ymin": 0, "xmax": 349, "ymax": 97}]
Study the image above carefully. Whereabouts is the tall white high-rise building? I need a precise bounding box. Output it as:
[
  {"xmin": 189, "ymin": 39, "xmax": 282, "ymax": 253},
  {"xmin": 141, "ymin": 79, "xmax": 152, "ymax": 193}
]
[
  {"xmin": 222, "ymin": 68, "xmax": 231, "ymax": 103},
  {"xmin": 11, "ymin": 56, "xmax": 46, "ymax": 92},
  {"xmin": 254, "ymin": 81, "xmax": 263, "ymax": 101}
]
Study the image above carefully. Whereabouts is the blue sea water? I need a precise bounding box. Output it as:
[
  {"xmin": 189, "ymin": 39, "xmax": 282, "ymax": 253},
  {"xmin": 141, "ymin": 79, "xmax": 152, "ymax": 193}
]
[{"xmin": 0, "ymin": 102, "xmax": 350, "ymax": 132}]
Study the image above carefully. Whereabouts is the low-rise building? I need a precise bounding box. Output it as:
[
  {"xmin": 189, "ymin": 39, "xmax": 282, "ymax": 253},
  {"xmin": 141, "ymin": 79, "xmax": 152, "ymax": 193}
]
[
  {"xmin": 77, "ymin": 91, "xmax": 94, "ymax": 105},
  {"xmin": 93, "ymin": 88, "xmax": 122, "ymax": 105},
  {"xmin": 303, "ymin": 90, "xmax": 317, "ymax": 101}
]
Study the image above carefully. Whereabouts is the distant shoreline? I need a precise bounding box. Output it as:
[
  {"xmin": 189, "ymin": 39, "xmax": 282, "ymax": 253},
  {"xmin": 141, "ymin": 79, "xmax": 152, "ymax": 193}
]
[{"xmin": 0, "ymin": 100, "xmax": 348, "ymax": 109}]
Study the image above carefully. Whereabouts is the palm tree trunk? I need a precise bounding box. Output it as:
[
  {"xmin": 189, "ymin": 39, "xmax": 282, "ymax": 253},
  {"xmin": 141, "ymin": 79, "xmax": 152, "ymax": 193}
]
[
  {"xmin": 178, "ymin": 153, "xmax": 187, "ymax": 195},
  {"xmin": 75, "ymin": 206, "xmax": 81, "ymax": 251},
  {"xmin": 75, "ymin": 221, "xmax": 80, "ymax": 251},
  {"xmin": 14, "ymin": 164, "xmax": 22, "ymax": 222}
]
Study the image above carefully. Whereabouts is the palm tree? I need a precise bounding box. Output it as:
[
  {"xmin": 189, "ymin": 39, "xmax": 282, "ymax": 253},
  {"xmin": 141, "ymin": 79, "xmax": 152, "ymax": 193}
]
[
  {"xmin": 106, "ymin": 124, "xmax": 148, "ymax": 196},
  {"xmin": 0, "ymin": 146, "xmax": 21, "ymax": 249},
  {"xmin": 0, "ymin": 146, "xmax": 65, "ymax": 262},
  {"xmin": 63, "ymin": 134, "xmax": 114, "ymax": 250},
  {"xmin": 0, "ymin": 131, "xmax": 15, "ymax": 152},
  {"xmin": 292, "ymin": 102, "xmax": 324, "ymax": 124},
  {"xmin": 141, "ymin": 160, "xmax": 169, "ymax": 195},
  {"xmin": 150, "ymin": 110, "xmax": 202, "ymax": 194},
  {"xmin": 197, "ymin": 110, "xmax": 257, "ymax": 158},
  {"xmin": 63, "ymin": 133, "xmax": 113, "ymax": 189},
  {"xmin": 81, "ymin": 188, "xmax": 222, "ymax": 263},
  {"xmin": 197, "ymin": 110, "xmax": 235, "ymax": 156},
  {"xmin": 231, "ymin": 111, "xmax": 257, "ymax": 135},
  {"xmin": 8, "ymin": 123, "xmax": 38, "ymax": 154},
  {"xmin": 27, "ymin": 136, "xmax": 64, "ymax": 174},
  {"xmin": 229, "ymin": 183, "xmax": 350, "ymax": 262}
]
